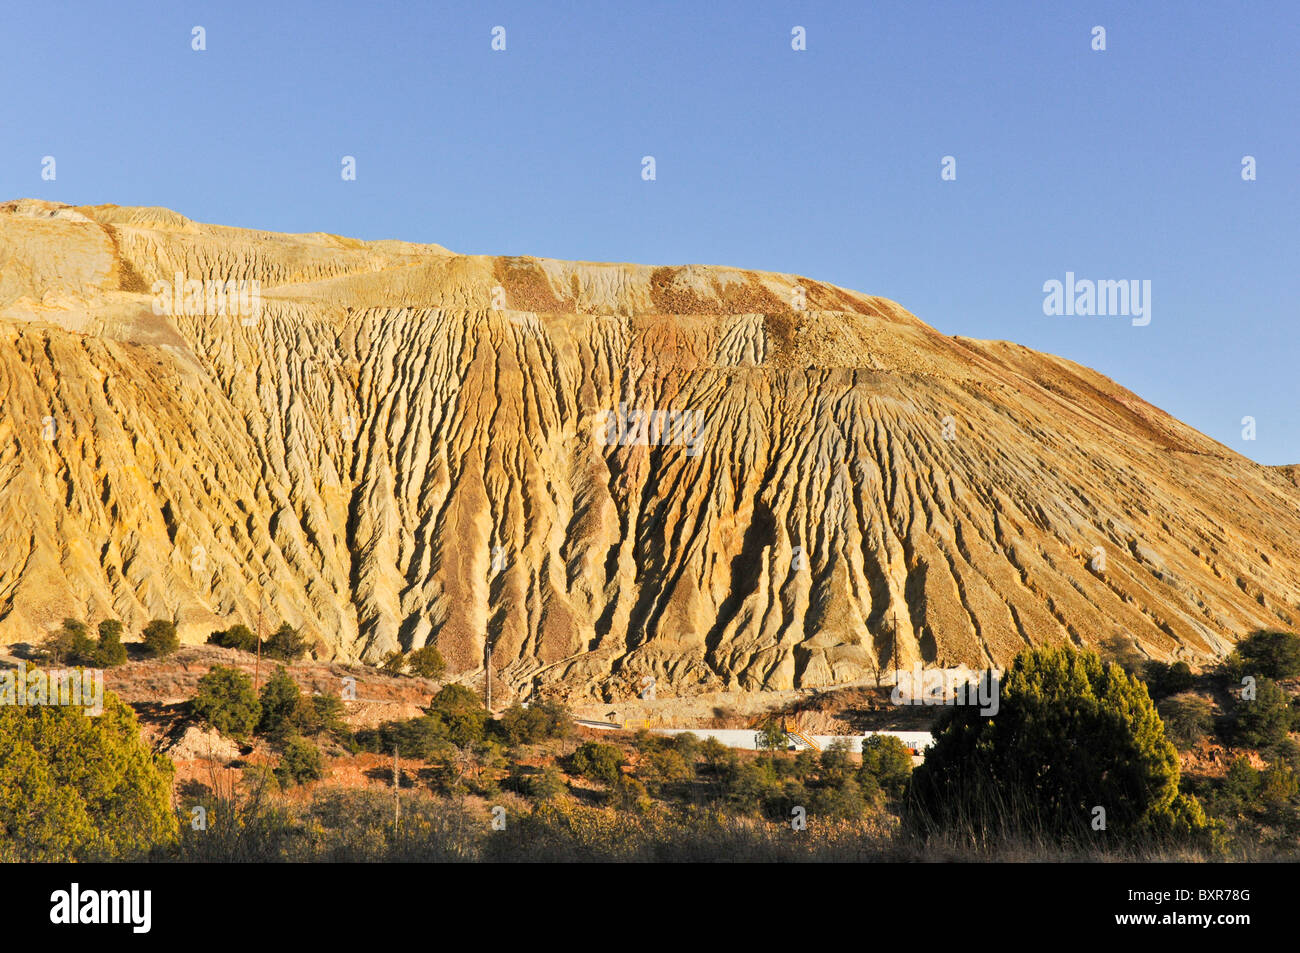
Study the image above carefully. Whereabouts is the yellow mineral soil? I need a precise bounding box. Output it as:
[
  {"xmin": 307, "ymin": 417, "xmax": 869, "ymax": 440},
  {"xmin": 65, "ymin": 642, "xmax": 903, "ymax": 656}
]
[{"xmin": 1, "ymin": 198, "xmax": 1296, "ymax": 698}]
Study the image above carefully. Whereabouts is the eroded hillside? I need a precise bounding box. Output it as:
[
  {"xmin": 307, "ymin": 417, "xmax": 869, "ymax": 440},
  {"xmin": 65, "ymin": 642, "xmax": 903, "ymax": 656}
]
[{"xmin": 2, "ymin": 198, "xmax": 1297, "ymax": 698}]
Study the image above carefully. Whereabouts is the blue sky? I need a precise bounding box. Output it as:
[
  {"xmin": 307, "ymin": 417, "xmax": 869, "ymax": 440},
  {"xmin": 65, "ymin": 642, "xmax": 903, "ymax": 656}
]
[{"xmin": 3, "ymin": 1, "xmax": 1297, "ymax": 462}]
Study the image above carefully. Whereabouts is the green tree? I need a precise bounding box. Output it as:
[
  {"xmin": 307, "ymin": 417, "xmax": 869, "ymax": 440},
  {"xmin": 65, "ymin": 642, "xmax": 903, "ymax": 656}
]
[
  {"xmin": 1143, "ymin": 660, "xmax": 1195, "ymax": 699},
  {"xmin": 499, "ymin": 699, "xmax": 574, "ymax": 745},
  {"xmin": 407, "ymin": 645, "xmax": 446, "ymax": 679},
  {"xmin": 428, "ymin": 683, "xmax": 487, "ymax": 747},
  {"xmin": 642, "ymin": 748, "xmax": 691, "ymax": 786},
  {"xmin": 613, "ymin": 775, "xmax": 652, "ymax": 813},
  {"xmin": 93, "ymin": 619, "xmax": 128, "ymax": 667},
  {"xmin": 700, "ymin": 737, "xmax": 732, "ymax": 774},
  {"xmin": 906, "ymin": 646, "xmax": 1206, "ymax": 843},
  {"xmin": 1235, "ymin": 677, "xmax": 1294, "ymax": 748},
  {"xmin": 207, "ymin": 624, "xmax": 260, "ymax": 653},
  {"xmin": 0, "ymin": 689, "xmax": 175, "ymax": 861},
  {"xmin": 380, "ymin": 650, "xmax": 406, "ymax": 675},
  {"xmin": 274, "ymin": 735, "xmax": 325, "ymax": 787},
  {"xmin": 1228, "ymin": 630, "xmax": 1300, "ymax": 681},
  {"xmin": 520, "ymin": 765, "xmax": 568, "ymax": 800},
  {"xmin": 44, "ymin": 619, "xmax": 96, "ymax": 666},
  {"xmin": 298, "ymin": 692, "xmax": 350, "ymax": 742},
  {"xmin": 263, "ymin": 623, "xmax": 309, "ymax": 662},
  {"xmin": 819, "ymin": 738, "xmax": 855, "ymax": 785},
  {"xmin": 357, "ymin": 715, "xmax": 452, "ymax": 760},
  {"xmin": 860, "ymin": 734, "xmax": 914, "ymax": 801},
  {"xmin": 257, "ymin": 666, "xmax": 302, "ymax": 739},
  {"xmin": 141, "ymin": 618, "xmax": 180, "ymax": 658},
  {"xmin": 810, "ymin": 777, "xmax": 870, "ymax": 820},
  {"xmin": 1158, "ymin": 693, "xmax": 1215, "ymax": 749},
  {"xmin": 570, "ymin": 741, "xmax": 625, "ymax": 786},
  {"xmin": 669, "ymin": 731, "xmax": 700, "ymax": 765},
  {"xmin": 755, "ymin": 718, "xmax": 789, "ymax": 752},
  {"xmin": 190, "ymin": 665, "xmax": 261, "ymax": 741}
]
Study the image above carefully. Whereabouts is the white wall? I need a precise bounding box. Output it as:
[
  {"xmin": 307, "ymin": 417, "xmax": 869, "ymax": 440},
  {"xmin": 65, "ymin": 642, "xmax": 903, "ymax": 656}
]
[{"xmin": 652, "ymin": 727, "xmax": 933, "ymax": 753}]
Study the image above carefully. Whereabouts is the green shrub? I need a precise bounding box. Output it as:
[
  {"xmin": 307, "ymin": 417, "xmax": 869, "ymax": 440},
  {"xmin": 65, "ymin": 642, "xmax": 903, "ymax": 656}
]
[
  {"xmin": 1143, "ymin": 660, "xmax": 1195, "ymax": 698},
  {"xmin": 1265, "ymin": 737, "xmax": 1300, "ymax": 772},
  {"xmin": 907, "ymin": 646, "xmax": 1205, "ymax": 843},
  {"xmin": 263, "ymin": 623, "xmax": 309, "ymax": 662},
  {"xmin": 669, "ymin": 731, "xmax": 701, "ymax": 765},
  {"xmin": 860, "ymin": 734, "xmax": 914, "ymax": 800},
  {"xmin": 428, "ymin": 684, "xmax": 486, "ymax": 747},
  {"xmin": 141, "ymin": 619, "xmax": 180, "ymax": 658},
  {"xmin": 819, "ymin": 738, "xmax": 855, "ymax": 785},
  {"xmin": 1260, "ymin": 762, "xmax": 1300, "ymax": 806},
  {"xmin": 856, "ymin": 769, "xmax": 884, "ymax": 808},
  {"xmin": 498, "ymin": 699, "xmax": 574, "ymax": 745},
  {"xmin": 1235, "ymin": 677, "xmax": 1295, "ymax": 748},
  {"xmin": 612, "ymin": 775, "xmax": 652, "ymax": 812},
  {"xmin": 755, "ymin": 718, "xmax": 789, "ymax": 752},
  {"xmin": 790, "ymin": 748, "xmax": 818, "ymax": 781},
  {"xmin": 0, "ymin": 689, "xmax": 176, "ymax": 860},
  {"xmin": 407, "ymin": 645, "xmax": 446, "ymax": 679},
  {"xmin": 275, "ymin": 735, "xmax": 325, "ymax": 787},
  {"xmin": 190, "ymin": 665, "xmax": 261, "ymax": 740},
  {"xmin": 93, "ymin": 619, "xmax": 128, "ymax": 667},
  {"xmin": 631, "ymin": 728, "xmax": 660, "ymax": 752},
  {"xmin": 1219, "ymin": 756, "xmax": 1261, "ymax": 812},
  {"xmin": 519, "ymin": 765, "xmax": 568, "ymax": 801},
  {"xmin": 643, "ymin": 748, "xmax": 691, "ymax": 785},
  {"xmin": 1209, "ymin": 755, "xmax": 1295, "ymax": 818},
  {"xmin": 700, "ymin": 737, "xmax": 732, "ymax": 774},
  {"xmin": 43, "ymin": 619, "xmax": 96, "ymax": 666},
  {"xmin": 257, "ymin": 666, "xmax": 301, "ymax": 738},
  {"xmin": 766, "ymin": 779, "xmax": 809, "ymax": 822},
  {"xmin": 570, "ymin": 741, "xmax": 625, "ymax": 786},
  {"xmin": 724, "ymin": 757, "xmax": 783, "ymax": 815},
  {"xmin": 810, "ymin": 777, "xmax": 870, "ymax": 820},
  {"xmin": 1158, "ymin": 693, "xmax": 1214, "ymax": 749},
  {"xmin": 1228, "ymin": 630, "xmax": 1300, "ymax": 681},
  {"xmin": 431, "ymin": 683, "xmax": 481, "ymax": 710},
  {"xmin": 207, "ymin": 624, "xmax": 260, "ymax": 653},
  {"xmin": 357, "ymin": 715, "xmax": 451, "ymax": 760}
]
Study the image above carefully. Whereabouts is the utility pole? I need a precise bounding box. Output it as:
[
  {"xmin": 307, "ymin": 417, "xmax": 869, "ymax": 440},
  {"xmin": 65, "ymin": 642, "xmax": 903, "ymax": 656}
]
[
  {"xmin": 484, "ymin": 636, "xmax": 492, "ymax": 714},
  {"xmin": 890, "ymin": 611, "xmax": 900, "ymax": 682},
  {"xmin": 254, "ymin": 596, "xmax": 263, "ymax": 694},
  {"xmin": 392, "ymin": 747, "xmax": 400, "ymax": 828}
]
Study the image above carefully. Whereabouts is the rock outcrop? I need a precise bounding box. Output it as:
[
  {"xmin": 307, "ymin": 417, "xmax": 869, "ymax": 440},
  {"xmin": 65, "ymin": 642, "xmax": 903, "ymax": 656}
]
[{"xmin": 2, "ymin": 198, "xmax": 1298, "ymax": 697}]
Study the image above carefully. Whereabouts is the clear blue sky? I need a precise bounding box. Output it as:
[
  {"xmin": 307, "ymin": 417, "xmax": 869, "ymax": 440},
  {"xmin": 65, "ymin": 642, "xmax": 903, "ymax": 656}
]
[{"xmin": 4, "ymin": 1, "xmax": 1297, "ymax": 463}]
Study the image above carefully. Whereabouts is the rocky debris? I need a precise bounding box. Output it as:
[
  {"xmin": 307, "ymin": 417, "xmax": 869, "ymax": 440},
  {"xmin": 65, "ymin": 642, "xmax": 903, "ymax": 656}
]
[
  {"xmin": 164, "ymin": 724, "xmax": 241, "ymax": 764},
  {"xmin": 1, "ymin": 199, "xmax": 1298, "ymax": 698}
]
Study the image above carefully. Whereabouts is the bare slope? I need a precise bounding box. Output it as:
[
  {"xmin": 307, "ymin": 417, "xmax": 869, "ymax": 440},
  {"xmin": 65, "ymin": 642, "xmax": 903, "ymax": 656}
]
[{"xmin": 1, "ymin": 198, "xmax": 1297, "ymax": 697}]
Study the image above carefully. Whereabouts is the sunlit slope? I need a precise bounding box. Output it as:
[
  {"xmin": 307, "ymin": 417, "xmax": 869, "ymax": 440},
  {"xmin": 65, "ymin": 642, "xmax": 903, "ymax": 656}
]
[{"xmin": 1, "ymin": 198, "xmax": 1295, "ymax": 697}]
